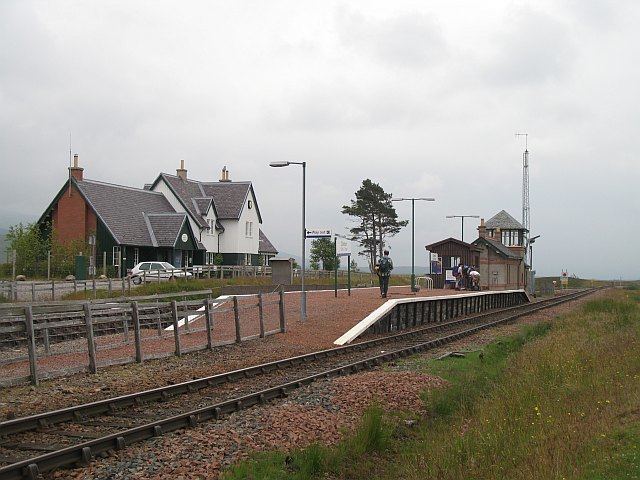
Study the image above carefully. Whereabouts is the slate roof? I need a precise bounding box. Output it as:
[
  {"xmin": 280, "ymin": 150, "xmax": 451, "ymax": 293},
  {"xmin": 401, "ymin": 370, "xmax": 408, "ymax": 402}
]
[
  {"xmin": 259, "ymin": 230, "xmax": 278, "ymax": 254},
  {"xmin": 472, "ymin": 237, "xmax": 521, "ymax": 259},
  {"xmin": 145, "ymin": 213, "xmax": 188, "ymax": 247},
  {"xmin": 75, "ymin": 179, "xmax": 178, "ymax": 246},
  {"xmin": 201, "ymin": 182, "xmax": 252, "ymax": 219},
  {"xmin": 485, "ymin": 210, "xmax": 526, "ymax": 230},
  {"xmin": 425, "ymin": 237, "xmax": 481, "ymax": 251},
  {"xmin": 192, "ymin": 197, "xmax": 212, "ymax": 216},
  {"xmin": 158, "ymin": 174, "xmax": 210, "ymax": 228}
]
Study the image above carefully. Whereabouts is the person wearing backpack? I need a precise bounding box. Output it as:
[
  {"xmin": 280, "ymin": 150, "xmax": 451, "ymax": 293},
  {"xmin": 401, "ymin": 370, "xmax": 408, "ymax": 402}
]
[{"xmin": 375, "ymin": 250, "xmax": 394, "ymax": 298}]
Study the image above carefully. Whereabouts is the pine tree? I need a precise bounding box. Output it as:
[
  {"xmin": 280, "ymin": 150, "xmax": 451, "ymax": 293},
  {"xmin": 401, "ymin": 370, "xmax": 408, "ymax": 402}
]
[{"xmin": 341, "ymin": 180, "xmax": 407, "ymax": 272}]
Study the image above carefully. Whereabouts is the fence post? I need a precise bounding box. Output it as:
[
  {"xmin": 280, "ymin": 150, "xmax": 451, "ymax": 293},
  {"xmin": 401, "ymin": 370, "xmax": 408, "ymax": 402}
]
[
  {"xmin": 204, "ymin": 299, "xmax": 213, "ymax": 350},
  {"xmin": 102, "ymin": 252, "xmax": 107, "ymax": 277},
  {"xmin": 24, "ymin": 306, "xmax": 38, "ymax": 386},
  {"xmin": 31, "ymin": 283, "xmax": 36, "ymax": 302},
  {"xmin": 258, "ymin": 293, "xmax": 265, "ymax": 338},
  {"xmin": 83, "ymin": 303, "xmax": 98, "ymax": 374},
  {"xmin": 127, "ymin": 276, "xmax": 131, "ymax": 295},
  {"xmin": 131, "ymin": 301, "xmax": 143, "ymax": 363},
  {"xmin": 108, "ymin": 278, "xmax": 112, "ymax": 295},
  {"xmin": 92, "ymin": 278, "xmax": 96, "ymax": 299},
  {"xmin": 121, "ymin": 278, "xmax": 125, "ymax": 297},
  {"xmin": 43, "ymin": 321, "xmax": 50, "ymax": 355},
  {"xmin": 51, "ymin": 280, "xmax": 55, "ymax": 301},
  {"xmin": 47, "ymin": 250, "xmax": 51, "ymax": 280},
  {"xmin": 156, "ymin": 297, "xmax": 162, "ymax": 337},
  {"xmin": 122, "ymin": 312, "xmax": 129, "ymax": 343},
  {"xmin": 278, "ymin": 288, "xmax": 286, "ymax": 333},
  {"xmin": 73, "ymin": 279, "xmax": 78, "ymax": 294},
  {"xmin": 233, "ymin": 296, "xmax": 241, "ymax": 343},
  {"xmin": 171, "ymin": 300, "xmax": 181, "ymax": 356}
]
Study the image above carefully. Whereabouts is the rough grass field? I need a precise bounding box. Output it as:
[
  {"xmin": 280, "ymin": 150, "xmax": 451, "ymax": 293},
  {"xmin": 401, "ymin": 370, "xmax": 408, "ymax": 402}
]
[{"xmin": 222, "ymin": 289, "xmax": 640, "ymax": 479}]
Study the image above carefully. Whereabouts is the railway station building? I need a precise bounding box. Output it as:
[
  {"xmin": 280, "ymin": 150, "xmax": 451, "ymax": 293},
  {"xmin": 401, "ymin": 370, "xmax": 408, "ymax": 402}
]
[
  {"xmin": 38, "ymin": 156, "xmax": 278, "ymax": 276},
  {"xmin": 426, "ymin": 210, "xmax": 528, "ymax": 291}
]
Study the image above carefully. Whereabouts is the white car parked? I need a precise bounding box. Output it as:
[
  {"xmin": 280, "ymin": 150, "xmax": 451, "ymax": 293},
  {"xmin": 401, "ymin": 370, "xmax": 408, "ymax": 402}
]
[{"xmin": 129, "ymin": 262, "xmax": 192, "ymax": 285}]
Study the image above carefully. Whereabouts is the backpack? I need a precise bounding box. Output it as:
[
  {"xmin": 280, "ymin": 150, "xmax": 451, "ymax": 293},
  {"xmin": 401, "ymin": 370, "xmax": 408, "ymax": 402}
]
[
  {"xmin": 379, "ymin": 257, "xmax": 392, "ymax": 274},
  {"xmin": 452, "ymin": 265, "xmax": 460, "ymax": 276}
]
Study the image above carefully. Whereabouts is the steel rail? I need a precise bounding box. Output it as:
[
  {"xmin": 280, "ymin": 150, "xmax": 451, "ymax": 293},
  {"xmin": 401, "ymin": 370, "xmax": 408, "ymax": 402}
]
[
  {"xmin": 0, "ymin": 290, "xmax": 588, "ymax": 440},
  {"xmin": 0, "ymin": 288, "xmax": 598, "ymax": 479}
]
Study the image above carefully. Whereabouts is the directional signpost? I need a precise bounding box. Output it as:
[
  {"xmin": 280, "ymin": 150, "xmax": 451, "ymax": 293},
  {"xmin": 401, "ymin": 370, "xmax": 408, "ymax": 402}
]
[{"xmin": 305, "ymin": 229, "xmax": 332, "ymax": 238}]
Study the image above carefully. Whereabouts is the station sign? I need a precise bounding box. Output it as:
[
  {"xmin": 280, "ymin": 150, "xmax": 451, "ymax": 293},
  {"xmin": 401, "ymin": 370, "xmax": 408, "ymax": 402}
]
[
  {"xmin": 336, "ymin": 238, "xmax": 351, "ymax": 257},
  {"xmin": 305, "ymin": 228, "xmax": 332, "ymax": 238}
]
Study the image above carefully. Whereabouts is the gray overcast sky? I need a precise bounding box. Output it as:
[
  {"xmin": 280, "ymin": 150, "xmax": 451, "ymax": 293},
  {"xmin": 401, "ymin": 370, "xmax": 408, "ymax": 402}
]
[{"xmin": 1, "ymin": 0, "xmax": 638, "ymax": 279}]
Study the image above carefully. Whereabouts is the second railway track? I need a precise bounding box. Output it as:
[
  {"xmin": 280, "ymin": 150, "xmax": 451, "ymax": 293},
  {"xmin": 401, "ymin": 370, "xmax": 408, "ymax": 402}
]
[{"xmin": 0, "ymin": 288, "xmax": 598, "ymax": 479}]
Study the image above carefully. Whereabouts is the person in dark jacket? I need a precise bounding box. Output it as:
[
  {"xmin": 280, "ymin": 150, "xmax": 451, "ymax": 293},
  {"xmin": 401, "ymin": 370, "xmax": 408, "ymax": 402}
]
[{"xmin": 375, "ymin": 250, "xmax": 394, "ymax": 298}]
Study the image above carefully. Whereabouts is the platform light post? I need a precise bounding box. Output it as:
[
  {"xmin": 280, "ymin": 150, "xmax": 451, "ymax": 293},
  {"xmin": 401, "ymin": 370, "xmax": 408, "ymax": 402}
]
[
  {"xmin": 392, "ymin": 197, "xmax": 436, "ymax": 292},
  {"xmin": 445, "ymin": 215, "xmax": 479, "ymax": 243},
  {"xmin": 529, "ymin": 235, "xmax": 540, "ymax": 271},
  {"xmin": 269, "ymin": 161, "xmax": 307, "ymax": 321}
]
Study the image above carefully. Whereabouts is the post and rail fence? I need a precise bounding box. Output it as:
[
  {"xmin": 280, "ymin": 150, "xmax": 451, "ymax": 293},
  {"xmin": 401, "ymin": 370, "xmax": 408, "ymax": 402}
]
[{"xmin": 0, "ymin": 289, "xmax": 287, "ymax": 386}]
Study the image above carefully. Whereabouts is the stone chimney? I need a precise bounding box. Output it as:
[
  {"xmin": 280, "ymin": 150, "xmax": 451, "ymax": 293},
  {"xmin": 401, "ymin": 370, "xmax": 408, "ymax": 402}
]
[
  {"xmin": 477, "ymin": 218, "xmax": 486, "ymax": 239},
  {"xmin": 69, "ymin": 153, "xmax": 84, "ymax": 181},
  {"xmin": 219, "ymin": 166, "xmax": 231, "ymax": 182},
  {"xmin": 176, "ymin": 159, "xmax": 187, "ymax": 180}
]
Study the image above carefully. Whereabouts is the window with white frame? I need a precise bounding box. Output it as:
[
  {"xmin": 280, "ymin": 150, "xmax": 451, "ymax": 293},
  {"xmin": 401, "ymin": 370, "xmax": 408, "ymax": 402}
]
[
  {"xmin": 133, "ymin": 248, "xmax": 139, "ymax": 265},
  {"xmin": 206, "ymin": 252, "xmax": 216, "ymax": 265},
  {"xmin": 113, "ymin": 246, "xmax": 121, "ymax": 266},
  {"xmin": 450, "ymin": 256, "xmax": 460, "ymax": 268},
  {"xmin": 244, "ymin": 253, "xmax": 251, "ymax": 265},
  {"xmin": 245, "ymin": 221, "xmax": 253, "ymax": 237},
  {"xmin": 501, "ymin": 230, "xmax": 521, "ymax": 246},
  {"xmin": 207, "ymin": 218, "xmax": 214, "ymax": 235}
]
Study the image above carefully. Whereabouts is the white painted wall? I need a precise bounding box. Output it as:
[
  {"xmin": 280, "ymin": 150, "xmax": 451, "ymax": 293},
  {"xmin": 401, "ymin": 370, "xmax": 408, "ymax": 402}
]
[{"xmin": 218, "ymin": 188, "xmax": 261, "ymax": 255}]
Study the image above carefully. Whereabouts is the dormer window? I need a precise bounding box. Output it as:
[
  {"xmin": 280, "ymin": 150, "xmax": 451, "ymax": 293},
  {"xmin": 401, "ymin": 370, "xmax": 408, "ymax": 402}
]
[{"xmin": 248, "ymin": 200, "xmax": 253, "ymax": 209}]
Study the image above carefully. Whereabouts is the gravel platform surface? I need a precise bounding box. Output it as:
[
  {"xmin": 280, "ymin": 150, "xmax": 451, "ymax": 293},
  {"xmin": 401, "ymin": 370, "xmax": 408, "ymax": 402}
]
[{"xmin": 0, "ymin": 286, "xmax": 460, "ymax": 419}]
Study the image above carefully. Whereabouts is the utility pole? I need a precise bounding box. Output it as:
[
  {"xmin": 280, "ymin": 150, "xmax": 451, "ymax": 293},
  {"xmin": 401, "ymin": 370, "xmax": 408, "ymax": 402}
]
[{"xmin": 445, "ymin": 215, "xmax": 479, "ymax": 243}]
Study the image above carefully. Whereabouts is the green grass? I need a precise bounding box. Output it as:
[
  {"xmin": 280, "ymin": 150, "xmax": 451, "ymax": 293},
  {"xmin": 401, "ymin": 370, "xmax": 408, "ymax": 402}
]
[
  {"xmin": 222, "ymin": 404, "xmax": 393, "ymax": 480},
  {"xmin": 222, "ymin": 290, "xmax": 640, "ymax": 480}
]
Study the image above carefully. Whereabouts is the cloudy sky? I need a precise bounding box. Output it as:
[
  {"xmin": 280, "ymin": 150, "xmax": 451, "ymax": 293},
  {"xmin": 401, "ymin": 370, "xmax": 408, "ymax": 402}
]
[{"xmin": 1, "ymin": 0, "xmax": 638, "ymax": 279}]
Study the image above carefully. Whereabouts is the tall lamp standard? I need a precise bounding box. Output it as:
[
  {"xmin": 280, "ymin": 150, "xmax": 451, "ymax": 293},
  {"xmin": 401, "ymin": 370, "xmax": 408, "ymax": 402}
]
[
  {"xmin": 392, "ymin": 197, "xmax": 436, "ymax": 292},
  {"xmin": 529, "ymin": 235, "xmax": 540, "ymax": 271},
  {"xmin": 445, "ymin": 215, "xmax": 479, "ymax": 243},
  {"xmin": 269, "ymin": 161, "xmax": 307, "ymax": 321}
]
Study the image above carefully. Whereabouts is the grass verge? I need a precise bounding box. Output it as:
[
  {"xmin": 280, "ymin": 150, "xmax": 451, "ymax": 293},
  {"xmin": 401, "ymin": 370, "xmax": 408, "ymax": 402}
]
[{"xmin": 222, "ymin": 290, "xmax": 640, "ymax": 480}]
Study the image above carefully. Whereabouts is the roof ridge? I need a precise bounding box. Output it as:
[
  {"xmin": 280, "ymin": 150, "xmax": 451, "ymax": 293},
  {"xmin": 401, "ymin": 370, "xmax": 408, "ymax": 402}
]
[
  {"xmin": 142, "ymin": 213, "xmax": 158, "ymax": 248},
  {"xmin": 146, "ymin": 212, "xmax": 187, "ymax": 217},
  {"xmin": 82, "ymin": 178, "xmax": 165, "ymax": 195}
]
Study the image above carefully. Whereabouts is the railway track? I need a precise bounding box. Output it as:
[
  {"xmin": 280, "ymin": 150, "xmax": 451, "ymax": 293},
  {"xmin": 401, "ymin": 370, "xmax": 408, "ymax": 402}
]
[{"xmin": 0, "ymin": 288, "xmax": 598, "ymax": 479}]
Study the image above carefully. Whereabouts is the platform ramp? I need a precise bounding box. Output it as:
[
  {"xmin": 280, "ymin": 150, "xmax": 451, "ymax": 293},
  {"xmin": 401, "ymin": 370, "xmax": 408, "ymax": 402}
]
[{"xmin": 334, "ymin": 289, "xmax": 530, "ymax": 346}]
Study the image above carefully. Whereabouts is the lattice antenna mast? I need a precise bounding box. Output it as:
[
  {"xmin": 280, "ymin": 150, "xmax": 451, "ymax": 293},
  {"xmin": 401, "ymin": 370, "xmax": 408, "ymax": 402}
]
[{"xmin": 515, "ymin": 132, "xmax": 530, "ymax": 262}]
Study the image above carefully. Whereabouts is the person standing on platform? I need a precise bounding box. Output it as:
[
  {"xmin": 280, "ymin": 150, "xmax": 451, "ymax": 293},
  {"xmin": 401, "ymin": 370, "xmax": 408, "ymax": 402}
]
[{"xmin": 375, "ymin": 250, "xmax": 394, "ymax": 298}]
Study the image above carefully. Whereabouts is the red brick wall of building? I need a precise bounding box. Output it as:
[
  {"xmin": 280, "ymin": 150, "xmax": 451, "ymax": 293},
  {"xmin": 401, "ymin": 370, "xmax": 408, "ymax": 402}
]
[{"xmin": 51, "ymin": 184, "xmax": 96, "ymax": 244}]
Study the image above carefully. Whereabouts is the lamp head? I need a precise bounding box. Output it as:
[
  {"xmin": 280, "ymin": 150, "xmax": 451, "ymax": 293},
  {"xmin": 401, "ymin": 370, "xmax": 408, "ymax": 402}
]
[{"xmin": 269, "ymin": 161, "xmax": 290, "ymax": 167}]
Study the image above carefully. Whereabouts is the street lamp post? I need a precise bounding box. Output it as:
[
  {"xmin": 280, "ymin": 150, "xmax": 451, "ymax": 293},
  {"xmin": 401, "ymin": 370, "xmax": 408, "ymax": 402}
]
[
  {"xmin": 269, "ymin": 161, "xmax": 307, "ymax": 321},
  {"xmin": 445, "ymin": 215, "xmax": 480, "ymax": 243},
  {"xmin": 529, "ymin": 235, "xmax": 540, "ymax": 271},
  {"xmin": 392, "ymin": 197, "xmax": 435, "ymax": 292}
]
